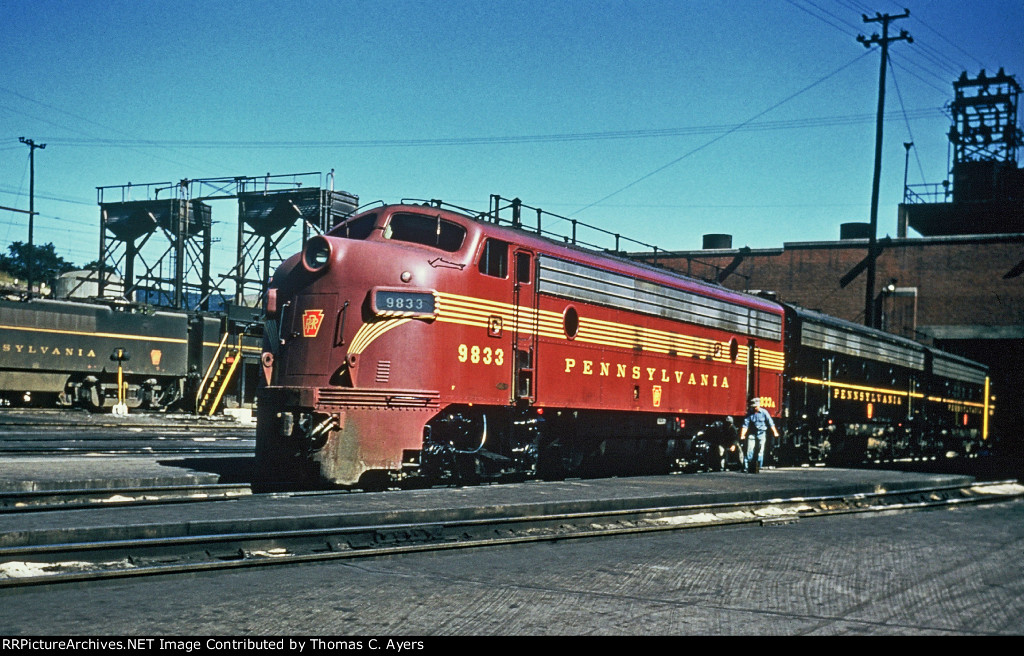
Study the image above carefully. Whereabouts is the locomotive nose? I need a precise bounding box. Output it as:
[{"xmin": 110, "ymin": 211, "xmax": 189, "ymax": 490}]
[{"xmin": 302, "ymin": 235, "xmax": 335, "ymax": 273}]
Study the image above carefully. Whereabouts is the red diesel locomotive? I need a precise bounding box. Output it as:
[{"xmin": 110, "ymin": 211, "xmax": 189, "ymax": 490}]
[
  {"xmin": 256, "ymin": 200, "xmax": 785, "ymax": 488},
  {"xmin": 255, "ymin": 197, "xmax": 992, "ymax": 489}
]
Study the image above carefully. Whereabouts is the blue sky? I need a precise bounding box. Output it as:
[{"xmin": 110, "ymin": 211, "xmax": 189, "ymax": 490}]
[{"xmin": 2, "ymin": 0, "xmax": 1022, "ymax": 274}]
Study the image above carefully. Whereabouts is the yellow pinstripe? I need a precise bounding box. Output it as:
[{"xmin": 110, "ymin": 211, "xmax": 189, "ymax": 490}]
[{"xmin": 348, "ymin": 291, "xmax": 784, "ymax": 370}]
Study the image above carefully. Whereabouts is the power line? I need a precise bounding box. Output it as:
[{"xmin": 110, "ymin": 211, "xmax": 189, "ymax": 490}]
[
  {"xmin": 27, "ymin": 109, "xmax": 942, "ymax": 150},
  {"xmin": 0, "ymin": 185, "xmax": 95, "ymax": 206},
  {"xmin": 808, "ymin": 2, "xmax": 998, "ymax": 104},
  {"xmin": 887, "ymin": 52, "xmax": 927, "ymax": 185},
  {"xmin": 573, "ymin": 50, "xmax": 876, "ymax": 215},
  {"xmin": 887, "ymin": 57, "xmax": 952, "ymax": 104},
  {"xmin": 785, "ymin": 0, "xmax": 861, "ymax": 36},
  {"xmin": 911, "ymin": 38, "xmax": 970, "ymax": 76},
  {"xmin": 0, "ymin": 86, "xmax": 234, "ymax": 174},
  {"xmin": 906, "ymin": 7, "xmax": 989, "ymax": 71},
  {"xmin": 834, "ymin": 0, "xmax": 876, "ymax": 16},
  {"xmin": 787, "ymin": 1, "xmax": 973, "ymax": 87}
]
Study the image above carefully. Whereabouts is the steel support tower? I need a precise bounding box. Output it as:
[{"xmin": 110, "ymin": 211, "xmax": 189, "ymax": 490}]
[{"xmin": 96, "ymin": 172, "xmax": 357, "ymax": 311}]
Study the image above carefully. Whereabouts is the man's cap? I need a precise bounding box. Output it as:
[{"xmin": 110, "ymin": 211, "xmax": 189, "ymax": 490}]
[{"xmin": 750, "ymin": 397, "xmax": 761, "ymax": 406}]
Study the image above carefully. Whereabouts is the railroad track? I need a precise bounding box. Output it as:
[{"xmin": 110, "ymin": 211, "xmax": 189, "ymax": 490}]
[
  {"xmin": 0, "ymin": 424, "xmax": 254, "ymax": 456},
  {"xmin": 0, "ymin": 483, "xmax": 252, "ymax": 513},
  {"xmin": 1, "ymin": 479, "xmax": 1021, "ymax": 588},
  {"xmin": 0, "ymin": 409, "xmax": 248, "ymax": 428},
  {"xmin": 0, "ymin": 442, "xmax": 254, "ymax": 456}
]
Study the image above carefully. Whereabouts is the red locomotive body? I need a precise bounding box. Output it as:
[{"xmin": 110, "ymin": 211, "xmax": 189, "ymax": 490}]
[{"xmin": 256, "ymin": 202, "xmax": 785, "ymax": 488}]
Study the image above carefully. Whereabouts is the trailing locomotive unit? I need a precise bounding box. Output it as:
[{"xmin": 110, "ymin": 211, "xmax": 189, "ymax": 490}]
[
  {"xmin": 0, "ymin": 296, "xmax": 224, "ymax": 409},
  {"xmin": 780, "ymin": 305, "xmax": 991, "ymax": 464},
  {"xmin": 257, "ymin": 202, "xmax": 785, "ymax": 488},
  {"xmin": 923, "ymin": 346, "xmax": 991, "ymax": 457}
]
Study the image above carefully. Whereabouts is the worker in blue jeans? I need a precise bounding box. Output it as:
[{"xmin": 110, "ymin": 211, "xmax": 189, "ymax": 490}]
[{"xmin": 740, "ymin": 397, "xmax": 779, "ymax": 473}]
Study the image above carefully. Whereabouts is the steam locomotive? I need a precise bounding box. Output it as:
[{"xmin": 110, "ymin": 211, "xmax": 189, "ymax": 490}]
[{"xmin": 254, "ymin": 200, "xmax": 992, "ymax": 489}]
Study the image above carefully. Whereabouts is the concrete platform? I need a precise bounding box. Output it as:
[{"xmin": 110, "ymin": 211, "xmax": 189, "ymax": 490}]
[
  {"xmin": 0, "ymin": 463, "xmax": 977, "ymax": 548},
  {"xmin": 0, "ymin": 454, "xmax": 252, "ymax": 492}
]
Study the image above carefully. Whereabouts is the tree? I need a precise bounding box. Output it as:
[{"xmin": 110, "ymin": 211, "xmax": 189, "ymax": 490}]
[{"xmin": 0, "ymin": 241, "xmax": 78, "ymax": 284}]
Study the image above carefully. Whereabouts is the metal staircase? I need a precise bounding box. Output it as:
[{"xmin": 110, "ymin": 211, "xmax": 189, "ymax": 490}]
[{"xmin": 196, "ymin": 333, "xmax": 242, "ymax": 415}]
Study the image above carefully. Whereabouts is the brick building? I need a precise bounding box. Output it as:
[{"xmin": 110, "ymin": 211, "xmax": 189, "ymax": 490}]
[
  {"xmin": 633, "ymin": 231, "xmax": 1023, "ymax": 445},
  {"xmin": 634, "ymin": 69, "xmax": 1023, "ymax": 449}
]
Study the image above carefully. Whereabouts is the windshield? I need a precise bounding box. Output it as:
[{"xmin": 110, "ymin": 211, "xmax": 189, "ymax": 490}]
[
  {"xmin": 329, "ymin": 213, "xmax": 377, "ymax": 239},
  {"xmin": 383, "ymin": 212, "xmax": 466, "ymax": 252}
]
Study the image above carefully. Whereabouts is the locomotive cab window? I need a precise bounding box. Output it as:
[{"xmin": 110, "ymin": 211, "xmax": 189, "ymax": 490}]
[
  {"xmin": 383, "ymin": 212, "xmax": 466, "ymax": 252},
  {"xmin": 329, "ymin": 213, "xmax": 377, "ymax": 240},
  {"xmin": 479, "ymin": 238, "xmax": 509, "ymax": 278}
]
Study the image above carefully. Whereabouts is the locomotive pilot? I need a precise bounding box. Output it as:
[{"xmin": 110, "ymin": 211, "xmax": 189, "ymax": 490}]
[{"xmin": 739, "ymin": 397, "xmax": 779, "ymax": 474}]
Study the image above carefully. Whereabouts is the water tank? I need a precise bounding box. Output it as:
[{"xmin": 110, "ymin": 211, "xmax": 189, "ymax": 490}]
[
  {"xmin": 702, "ymin": 234, "xmax": 733, "ymax": 249},
  {"xmin": 238, "ymin": 188, "xmax": 359, "ymax": 236},
  {"xmin": 101, "ymin": 199, "xmax": 210, "ymax": 241},
  {"xmin": 840, "ymin": 223, "xmax": 871, "ymax": 240},
  {"xmin": 54, "ymin": 270, "xmax": 126, "ymax": 300}
]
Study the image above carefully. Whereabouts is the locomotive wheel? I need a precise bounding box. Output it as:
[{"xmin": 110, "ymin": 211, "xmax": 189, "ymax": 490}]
[
  {"xmin": 724, "ymin": 442, "xmax": 744, "ymax": 471},
  {"xmin": 81, "ymin": 383, "xmax": 106, "ymax": 412},
  {"xmin": 454, "ymin": 455, "xmax": 483, "ymax": 487},
  {"xmin": 705, "ymin": 442, "xmax": 733, "ymax": 472},
  {"xmin": 538, "ymin": 438, "xmax": 585, "ymax": 480},
  {"xmin": 714, "ymin": 446, "xmax": 728, "ymax": 472}
]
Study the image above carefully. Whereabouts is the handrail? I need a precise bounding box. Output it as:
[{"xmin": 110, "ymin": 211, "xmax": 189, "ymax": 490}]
[
  {"xmin": 204, "ymin": 334, "xmax": 243, "ymax": 416},
  {"xmin": 195, "ymin": 331, "xmax": 230, "ymax": 413},
  {"xmin": 903, "ymin": 182, "xmax": 952, "ymax": 204},
  {"xmin": 399, "ymin": 195, "xmax": 665, "ymax": 262}
]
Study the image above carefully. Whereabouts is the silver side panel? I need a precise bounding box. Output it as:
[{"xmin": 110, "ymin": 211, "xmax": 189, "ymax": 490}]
[
  {"xmin": 800, "ymin": 320, "xmax": 925, "ymax": 370},
  {"xmin": 537, "ymin": 256, "xmax": 782, "ymax": 341}
]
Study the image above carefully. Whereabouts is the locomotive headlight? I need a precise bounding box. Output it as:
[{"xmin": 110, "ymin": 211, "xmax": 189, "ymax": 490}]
[{"xmin": 302, "ymin": 235, "xmax": 333, "ymax": 273}]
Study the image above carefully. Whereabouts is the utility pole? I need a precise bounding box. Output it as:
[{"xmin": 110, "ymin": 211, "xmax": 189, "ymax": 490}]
[
  {"xmin": 857, "ymin": 10, "xmax": 911, "ymax": 329},
  {"xmin": 19, "ymin": 137, "xmax": 46, "ymax": 298}
]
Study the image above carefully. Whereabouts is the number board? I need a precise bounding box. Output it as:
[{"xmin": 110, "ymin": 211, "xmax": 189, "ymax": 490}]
[{"xmin": 372, "ymin": 289, "xmax": 437, "ymax": 317}]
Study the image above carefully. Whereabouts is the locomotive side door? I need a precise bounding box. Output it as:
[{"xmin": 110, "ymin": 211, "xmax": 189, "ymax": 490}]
[
  {"xmin": 746, "ymin": 338, "xmax": 758, "ymax": 402},
  {"xmin": 512, "ymin": 249, "xmax": 538, "ymax": 403}
]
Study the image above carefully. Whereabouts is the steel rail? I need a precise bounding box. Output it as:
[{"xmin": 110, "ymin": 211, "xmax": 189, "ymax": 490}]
[
  {"xmin": 0, "ymin": 412, "xmax": 248, "ymax": 430},
  {"xmin": 0, "ymin": 445, "xmax": 253, "ymax": 456},
  {"xmin": 1, "ymin": 480, "xmax": 1020, "ymax": 589},
  {"xmin": 0, "ymin": 483, "xmax": 252, "ymax": 513}
]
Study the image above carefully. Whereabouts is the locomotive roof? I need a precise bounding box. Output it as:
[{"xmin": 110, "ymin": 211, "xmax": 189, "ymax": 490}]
[
  {"xmin": 786, "ymin": 304, "xmax": 925, "ymax": 349},
  {"xmin": 356, "ymin": 202, "xmax": 785, "ymax": 317},
  {"xmin": 785, "ymin": 303, "xmax": 988, "ymax": 379}
]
